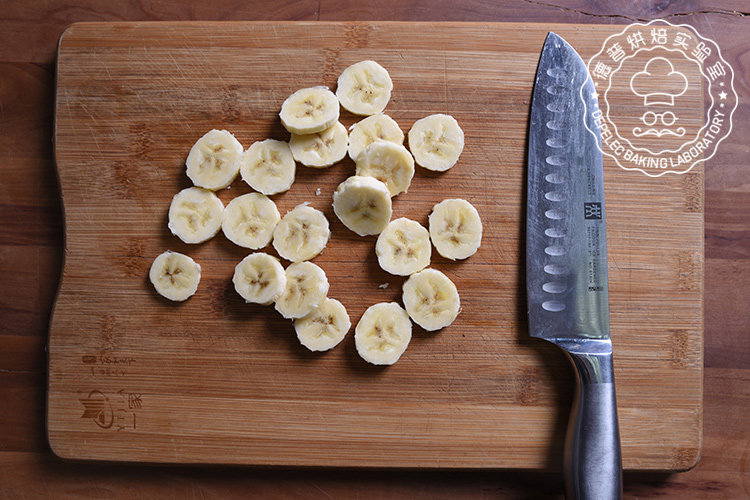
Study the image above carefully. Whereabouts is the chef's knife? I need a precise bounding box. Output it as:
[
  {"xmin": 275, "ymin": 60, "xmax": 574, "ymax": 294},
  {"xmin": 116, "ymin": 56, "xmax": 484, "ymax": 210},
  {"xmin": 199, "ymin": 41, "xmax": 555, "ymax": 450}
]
[{"xmin": 526, "ymin": 32, "xmax": 622, "ymax": 499}]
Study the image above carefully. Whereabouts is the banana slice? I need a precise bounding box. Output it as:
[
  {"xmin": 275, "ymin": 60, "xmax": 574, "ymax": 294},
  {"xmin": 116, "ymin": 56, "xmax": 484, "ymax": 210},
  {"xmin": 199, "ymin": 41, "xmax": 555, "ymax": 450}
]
[
  {"xmin": 233, "ymin": 253, "xmax": 287, "ymax": 305},
  {"xmin": 274, "ymin": 261, "xmax": 330, "ymax": 319},
  {"xmin": 355, "ymin": 302, "xmax": 412, "ymax": 365},
  {"xmin": 348, "ymin": 114, "xmax": 404, "ymax": 161},
  {"xmin": 408, "ymin": 114, "xmax": 465, "ymax": 171},
  {"xmin": 354, "ymin": 140, "xmax": 414, "ymax": 197},
  {"xmin": 336, "ymin": 60, "xmax": 393, "ymax": 116},
  {"xmin": 428, "ymin": 199, "xmax": 483, "ymax": 260},
  {"xmin": 332, "ymin": 176, "xmax": 392, "ymax": 236},
  {"xmin": 402, "ymin": 268, "xmax": 460, "ymax": 331},
  {"xmin": 149, "ymin": 251, "xmax": 201, "ymax": 302},
  {"xmin": 279, "ymin": 87, "xmax": 340, "ymax": 135},
  {"xmin": 168, "ymin": 187, "xmax": 224, "ymax": 244},
  {"xmin": 240, "ymin": 139, "xmax": 296, "ymax": 196},
  {"xmin": 272, "ymin": 204, "xmax": 330, "ymax": 262},
  {"xmin": 289, "ymin": 122, "xmax": 348, "ymax": 168},
  {"xmin": 375, "ymin": 218, "xmax": 431, "ymax": 276},
  {"xmin": 185, "ymin": 129, "xmax": 243, "ymax": 190},
  {"xmin": 222, "ymin": 193, "xmax": 280, "ymax": 249},
  {"xmin": 294, "ymin": 298, "xmax": 351, "ymax": 352}
]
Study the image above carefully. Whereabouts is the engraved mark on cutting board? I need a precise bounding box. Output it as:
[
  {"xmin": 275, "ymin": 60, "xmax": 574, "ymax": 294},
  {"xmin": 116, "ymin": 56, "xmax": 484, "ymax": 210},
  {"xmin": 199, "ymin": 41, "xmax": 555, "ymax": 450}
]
[
  {"xmin": 79, "ymin": 389, "xmax": 141, "ymax": 431},
  {"xmin": 81, "ymin": 315, "xmax": 138, "ymax": 378},
  {"xmin": 82, "ymin": 353, "xmax": 137, "ymax": 378}
]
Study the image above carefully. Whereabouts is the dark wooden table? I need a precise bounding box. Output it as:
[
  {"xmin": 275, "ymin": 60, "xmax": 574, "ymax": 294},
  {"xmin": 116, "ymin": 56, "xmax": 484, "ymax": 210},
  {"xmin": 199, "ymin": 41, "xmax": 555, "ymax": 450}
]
[{"xmin": 1, "ymin": 1, "xmax": 747, "ymax": 498}]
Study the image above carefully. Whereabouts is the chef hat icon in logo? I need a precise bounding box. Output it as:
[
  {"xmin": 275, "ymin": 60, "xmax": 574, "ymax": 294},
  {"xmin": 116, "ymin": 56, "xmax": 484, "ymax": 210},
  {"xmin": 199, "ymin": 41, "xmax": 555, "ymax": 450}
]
[{"xmin": 630, "ymin": 57, "xmax": 688, "ymax": 106}]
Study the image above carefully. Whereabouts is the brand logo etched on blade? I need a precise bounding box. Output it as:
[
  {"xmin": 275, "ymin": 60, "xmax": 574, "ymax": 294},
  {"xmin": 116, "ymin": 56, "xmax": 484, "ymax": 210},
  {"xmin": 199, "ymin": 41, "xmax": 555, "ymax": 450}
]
[{"xmin": 584, "ymin": 202, "xmax": 602, "ymax": 220}]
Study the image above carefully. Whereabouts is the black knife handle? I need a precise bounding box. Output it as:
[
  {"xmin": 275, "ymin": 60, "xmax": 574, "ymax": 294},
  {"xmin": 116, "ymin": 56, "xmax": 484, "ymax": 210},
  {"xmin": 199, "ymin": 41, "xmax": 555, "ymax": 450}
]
[{"xmin": 562, "ymin": 343, "xmax": 622, "ymax": 500}]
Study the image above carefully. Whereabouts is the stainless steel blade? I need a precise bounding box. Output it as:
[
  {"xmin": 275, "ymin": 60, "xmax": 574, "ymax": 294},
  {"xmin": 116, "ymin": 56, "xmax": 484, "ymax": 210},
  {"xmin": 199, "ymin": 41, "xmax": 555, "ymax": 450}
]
[
  {"xmin": 527, "ymin": 32, "xmax": 610, "ymax": 342},
  {"xmin": 526, "ymin": 33, "xmax": 621, "ymax": 500}
]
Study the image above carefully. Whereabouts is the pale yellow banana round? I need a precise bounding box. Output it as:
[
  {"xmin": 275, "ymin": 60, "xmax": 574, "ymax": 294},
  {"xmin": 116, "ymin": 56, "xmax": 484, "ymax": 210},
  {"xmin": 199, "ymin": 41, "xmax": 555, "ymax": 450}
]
[
  {"xmin": 375, "ymin": 218, "xmax": 431, "ymax": 276},
  {"xmin": 408, "ymin": 114, "xmax": 465, "ymax": 171},
  {"xmin": 168, "ymin": 187, "xmax": 224, "ymax": 244},
  {"xmin": 336, "ymin": 60, "xmax": 393, "ymax": 116},
  {"xmin": 240, "ymin": 139, "xmax": 296, "ymax": 196},
  {"xmin": 149, "ymin": 251, "xmax": 201, "ymax": 302},
  {"xmin": 233, "ymin": 253, "xmax": 286, "ymax": 305},
  {"xmin": 272, "ymin": 204, "xmax": 330, "ymax": 262},
  {"xmin": 428, "ymin": 198, "xmax": 483, "ymax": 260},
  {"xmin": 348, "ymin": 114, "xmax": 404, "ymax": 161},
  {"xmin": 289, "ymin": 121, "xmax": 349, "ymax": 168},
  {"xmin": 279, "ymin": 87, "xmax": 340, "ymax": 135},
  {"xmin": 402, "ymin": 268, "xmax": 460, "ymax": 331},
  {"xmin": 354, "ymin": 140, "xmax": 415, "ymax": 197},
  {"xmin": 274, "ymin": 261, "xmax": 330, "ymax": 319},
  {"xmin": 332, "ymin": 176, "xmax": 392, "ymax": 236},
  {"xmin": 355, "ymin": 302, "xmax": 412, "ymax": 365},
  {"xmin": 294, "ymin": 298, "xmax": 351, "ymax": 352},
  {"xmin": 222, "ymin": 193, "xmax": 280, "ymax": 249},
  {"xmin": 185, "ymin": 129, "xmax": 243, "ymax": 190}
]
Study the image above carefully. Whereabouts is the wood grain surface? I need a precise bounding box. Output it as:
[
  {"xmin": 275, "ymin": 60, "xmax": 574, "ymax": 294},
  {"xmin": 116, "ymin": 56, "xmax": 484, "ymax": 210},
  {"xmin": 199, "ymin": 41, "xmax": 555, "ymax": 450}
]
[
  {"xmin": 48, "ymin": 21, "xmax": 704, "ymax": 470},
  {"xmin": 0, "ymin": 1, "xmax": 748, "ymax": 498}
]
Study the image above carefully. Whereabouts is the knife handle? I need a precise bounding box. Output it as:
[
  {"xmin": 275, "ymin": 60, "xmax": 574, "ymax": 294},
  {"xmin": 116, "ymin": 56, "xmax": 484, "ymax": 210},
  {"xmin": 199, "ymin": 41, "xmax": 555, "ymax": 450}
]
[{"xmin": 563, "ymin": 344, "xmax": 622, "ymax": 500}]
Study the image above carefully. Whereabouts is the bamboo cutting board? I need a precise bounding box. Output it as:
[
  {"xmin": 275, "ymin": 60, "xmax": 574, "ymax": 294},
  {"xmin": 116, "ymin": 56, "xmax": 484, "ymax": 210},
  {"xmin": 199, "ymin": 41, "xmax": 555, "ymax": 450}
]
[{"xmin": 49, "ymin": 22, "xmax": 703, "ymax": 470}]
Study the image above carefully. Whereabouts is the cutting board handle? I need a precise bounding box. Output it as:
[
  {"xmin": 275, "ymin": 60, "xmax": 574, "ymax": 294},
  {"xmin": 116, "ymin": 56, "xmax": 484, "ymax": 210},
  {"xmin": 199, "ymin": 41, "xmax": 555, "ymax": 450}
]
[{"xmin": 562, "ymin": 343, "xmax": 622, "ymax": 500}]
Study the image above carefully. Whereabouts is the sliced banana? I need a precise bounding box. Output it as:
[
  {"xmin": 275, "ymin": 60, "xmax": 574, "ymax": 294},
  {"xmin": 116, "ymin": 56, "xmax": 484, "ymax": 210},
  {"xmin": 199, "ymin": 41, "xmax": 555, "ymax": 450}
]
[
  {"xmin": 279, "ymin": 87, "xmax": 340, "ymax": 135},
  {"xmin": 149, "ymin": 251, "xmax": 201, "ymax": 302},
  {"xmin": 375, "ymin": 218, "xmax": 431, "ymax": 276},
  {"xmin": 348, "ymin": 114, "xmax": 404, "ymax": 161},
  {"xmin": 428, "ymin": 199, "xmax": 483, "ymax": 260},
  {"xmin": 332, "ymin": 176, "xmax": 392, "ymax": 236},
  {"xmin": 354, "ymin": 140, "xmax": 414, "ymax": 197},
  {"xmin": 294, "ymin": 298, "xmax": 351, "ymax": 352},
  {"xmin": 336, "ymin": 60, "xmax": 393, "ymax": 116},
  {"xmin": 233, "ymin": 253, "xmax": 287, "ymax": 305},
  {"xmin": 272, "ymin": 204, "xmax": 330, "ymax": 262},
  {"xmin": 402, "ymin": 268, "xmax": 460, "ymax": 331},
  {"xmin": 185, "ymin": 129, "xmax": 243, "ymax": 190},
  {"xmin": 274, "ymin": 261, "xmax": 330, "ymax": 319},
  {"xmin": 222, "ymin": 193, "xmax": 280, "ymax": 249},
  {"xmin": 289, "ymin": 122, "xmax": 348, "ymax": 168},
  {"xmin": 240, "ymin": 139, "xmax": 296, "ymax": 196},
  {"xmin": 408, "ymin": 114, "xmax": 465, "ymax": 171},
  {"xmin": 355, "ymin": 302, "xmax": 412, "ymax": 365},
  {"xmin": 168, "ymin": 187, "xmax": 224, "ymax": 244}
]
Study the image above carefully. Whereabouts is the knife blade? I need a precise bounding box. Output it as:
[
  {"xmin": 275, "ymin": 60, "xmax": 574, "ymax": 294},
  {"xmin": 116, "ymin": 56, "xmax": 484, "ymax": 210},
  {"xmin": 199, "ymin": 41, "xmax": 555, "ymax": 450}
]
[{"xmin": 526, "ymin": 32, "xmax": 622, "ymax": 499}]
